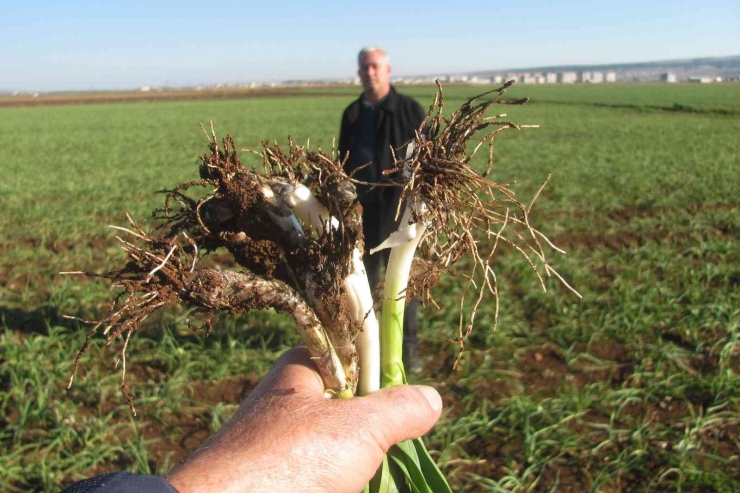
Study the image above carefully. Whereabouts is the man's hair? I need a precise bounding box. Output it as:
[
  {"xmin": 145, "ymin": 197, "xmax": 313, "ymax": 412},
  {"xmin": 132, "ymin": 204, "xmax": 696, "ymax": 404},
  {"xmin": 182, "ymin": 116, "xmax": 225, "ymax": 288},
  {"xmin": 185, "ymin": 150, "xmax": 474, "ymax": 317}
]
[{"xmin": 357, "ymin": 46, "xmax": 389, "ymax": 66}]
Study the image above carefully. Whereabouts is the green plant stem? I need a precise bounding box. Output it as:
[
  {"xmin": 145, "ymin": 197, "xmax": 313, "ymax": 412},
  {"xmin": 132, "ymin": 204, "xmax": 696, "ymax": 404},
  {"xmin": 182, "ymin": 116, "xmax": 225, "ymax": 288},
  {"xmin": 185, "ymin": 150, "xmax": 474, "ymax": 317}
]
[
  {"xmin": 380, "ymin": 225, "xmax": 426, "ymax": 388},
  {"xmin": 336, "ymin": 388, "xmax": 355, "ymax": 399}
]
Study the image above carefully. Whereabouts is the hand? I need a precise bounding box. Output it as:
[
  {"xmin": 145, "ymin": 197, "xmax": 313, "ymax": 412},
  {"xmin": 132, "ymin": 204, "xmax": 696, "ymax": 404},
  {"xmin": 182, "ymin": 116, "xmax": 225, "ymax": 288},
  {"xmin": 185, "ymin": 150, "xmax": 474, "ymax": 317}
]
[{"xmin": 166, "ymin": 347, "xmax": 443, "ymax": 493}]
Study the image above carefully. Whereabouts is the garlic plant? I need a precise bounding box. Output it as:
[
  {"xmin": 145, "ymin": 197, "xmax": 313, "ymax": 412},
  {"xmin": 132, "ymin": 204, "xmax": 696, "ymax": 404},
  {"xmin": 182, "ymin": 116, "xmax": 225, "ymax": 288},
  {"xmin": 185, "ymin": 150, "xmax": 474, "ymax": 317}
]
[
  {"xmin": 67, "ymin": 128, "xmax": 366, "ymax": 406},
  {"xmin": 277, "ymin": 182, "xmax": 380, "ymax": 395},
  {"xmin": 67, "ymin": 81, "xmax": 579, "ymax": 492}
]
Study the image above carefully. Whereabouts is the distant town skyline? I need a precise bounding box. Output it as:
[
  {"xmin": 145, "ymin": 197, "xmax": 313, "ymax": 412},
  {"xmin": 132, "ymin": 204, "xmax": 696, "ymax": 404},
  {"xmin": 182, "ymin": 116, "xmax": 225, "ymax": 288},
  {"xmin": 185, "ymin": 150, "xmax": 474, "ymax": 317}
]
[{"xmin": 2, "ymin": 1, "xmax": 739, "ymax": 92}]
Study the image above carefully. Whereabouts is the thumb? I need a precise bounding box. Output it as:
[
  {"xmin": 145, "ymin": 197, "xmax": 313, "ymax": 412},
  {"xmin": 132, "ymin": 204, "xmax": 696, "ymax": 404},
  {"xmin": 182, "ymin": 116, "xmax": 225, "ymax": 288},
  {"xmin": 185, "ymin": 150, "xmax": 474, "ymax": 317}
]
[{"xmin": 350, "ymin": 385, "xmax": 443, "ymax": 452}]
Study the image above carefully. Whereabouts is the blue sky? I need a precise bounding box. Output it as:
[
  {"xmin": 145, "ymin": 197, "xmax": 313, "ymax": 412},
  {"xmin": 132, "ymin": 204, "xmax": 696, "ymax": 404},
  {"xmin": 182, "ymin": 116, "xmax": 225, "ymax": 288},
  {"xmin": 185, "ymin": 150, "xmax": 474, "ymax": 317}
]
[{"xmin": 2, "ymin": 0, "xmax": 738, "ymax": 92}]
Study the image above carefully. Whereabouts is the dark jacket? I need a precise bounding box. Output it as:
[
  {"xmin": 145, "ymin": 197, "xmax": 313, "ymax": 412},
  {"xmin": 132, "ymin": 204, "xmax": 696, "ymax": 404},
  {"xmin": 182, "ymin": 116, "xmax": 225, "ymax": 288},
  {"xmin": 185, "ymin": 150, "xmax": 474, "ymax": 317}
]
[{"xmin": 339, "ymin": 86, "xmax": 425, "ymax": 238}]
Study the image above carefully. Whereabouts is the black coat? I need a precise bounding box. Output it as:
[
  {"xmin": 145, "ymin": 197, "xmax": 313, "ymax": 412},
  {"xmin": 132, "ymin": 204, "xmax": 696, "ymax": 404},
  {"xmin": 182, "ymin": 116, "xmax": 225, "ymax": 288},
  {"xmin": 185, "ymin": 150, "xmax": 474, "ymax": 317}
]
[{"xmin": 338, "ymin": 86, "xmax": 425, "ymax": 239}]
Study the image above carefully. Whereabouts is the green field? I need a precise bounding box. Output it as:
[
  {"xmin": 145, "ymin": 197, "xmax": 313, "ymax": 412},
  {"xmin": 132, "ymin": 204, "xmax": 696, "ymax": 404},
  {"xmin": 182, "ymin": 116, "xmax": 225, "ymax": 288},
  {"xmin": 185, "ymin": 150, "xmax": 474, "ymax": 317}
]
[{"xmin": 1, "ymin": 83, "xmax": 739, "ymax": 492}]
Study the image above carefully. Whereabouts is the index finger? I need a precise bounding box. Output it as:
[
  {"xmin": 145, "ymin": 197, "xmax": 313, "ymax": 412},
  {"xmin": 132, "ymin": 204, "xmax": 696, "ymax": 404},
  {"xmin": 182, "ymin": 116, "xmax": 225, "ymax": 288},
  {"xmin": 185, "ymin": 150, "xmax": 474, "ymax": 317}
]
[{"xmin": 248, "ymin": 346, "xmax": 326, "ymax": 400}]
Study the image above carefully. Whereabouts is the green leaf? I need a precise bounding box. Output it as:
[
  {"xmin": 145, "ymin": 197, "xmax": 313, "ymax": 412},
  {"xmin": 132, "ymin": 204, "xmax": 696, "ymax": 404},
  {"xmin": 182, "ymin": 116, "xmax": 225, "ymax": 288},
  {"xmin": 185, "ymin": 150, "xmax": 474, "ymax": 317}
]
[
  {"xmin": 367, "ymin": 436, "xmax": 452, "ymax": 492},
  {"xmin": 369, "ymin": 455, "xmax": 399, "ymax": 493},
  {"xmin": 388, "ymin": 441, "xmax": 429, "ymax": 493},
  {"xmin": 411, "ymin": 438, "xmax": 453, "ymax": 493},
  {"xmin": 388, "ymin": 455, "xmax": 411, "ymax": 492}
]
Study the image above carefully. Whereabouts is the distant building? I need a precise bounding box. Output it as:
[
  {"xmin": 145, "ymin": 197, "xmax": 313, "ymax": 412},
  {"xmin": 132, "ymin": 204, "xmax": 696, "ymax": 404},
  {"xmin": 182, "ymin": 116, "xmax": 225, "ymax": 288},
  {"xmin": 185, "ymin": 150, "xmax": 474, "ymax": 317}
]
[
  {"xmin": 688, "ymin": 76, "xmax": 712, "ymax": 83},
  {"xmin": 661, "ymin": 73, "xmax": 677, "ymax": 83},
  {"xmin": 505, "ymin": 73, "xmax": 520, "ymax": 83},
  {"xmin": 492, "ymin": 75, "xmax": 504, "ymax": 84},
  {"xmin": 558, "ymin": 71, "xmax": 577, "ymax": 84},
  {"xmin": 522, "ymin": 74, "xmax": 537, "ymax": 84},
  {"xmin": 578, "ymin": 71, "xmax": 604, "ymax": 83},
  {"xmin": 545, "ymin": 72, "xmax": 558, "ymax": 83},
  {"xmin": 605, "ymin": 72, "xmax": 617, "ymax": 83}
]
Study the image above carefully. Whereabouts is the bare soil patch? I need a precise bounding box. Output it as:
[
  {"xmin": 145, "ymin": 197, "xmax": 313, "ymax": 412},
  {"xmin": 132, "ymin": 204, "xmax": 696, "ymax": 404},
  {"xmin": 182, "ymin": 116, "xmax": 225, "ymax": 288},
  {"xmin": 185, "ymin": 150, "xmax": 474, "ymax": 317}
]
[
  {"xmin": 64, "ymin": 376, "xmax": 260, "ymax": 487},
  {"xmin": 0, "ymin": 86, "xmax": 356, "ymax": 108},
  {"xmin": 421, "ymin": 334, "xmax": 739, "ymax": 490}
]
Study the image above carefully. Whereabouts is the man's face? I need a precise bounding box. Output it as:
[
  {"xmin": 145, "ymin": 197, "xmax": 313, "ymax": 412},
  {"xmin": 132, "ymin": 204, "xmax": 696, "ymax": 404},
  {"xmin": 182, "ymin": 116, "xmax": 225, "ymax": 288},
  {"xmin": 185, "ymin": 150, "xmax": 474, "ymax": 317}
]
[{"xmin": 358, "ymin": 51, "xmax": 391, "ymax": 98}]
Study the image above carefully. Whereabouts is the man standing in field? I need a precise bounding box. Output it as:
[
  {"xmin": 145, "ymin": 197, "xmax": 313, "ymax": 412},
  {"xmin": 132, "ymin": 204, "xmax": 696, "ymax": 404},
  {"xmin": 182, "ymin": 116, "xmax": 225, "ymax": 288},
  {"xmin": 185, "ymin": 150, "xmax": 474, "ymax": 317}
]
[{"xmin": 339, "ymin": 46, "xmax": 426, "ymax": 373}]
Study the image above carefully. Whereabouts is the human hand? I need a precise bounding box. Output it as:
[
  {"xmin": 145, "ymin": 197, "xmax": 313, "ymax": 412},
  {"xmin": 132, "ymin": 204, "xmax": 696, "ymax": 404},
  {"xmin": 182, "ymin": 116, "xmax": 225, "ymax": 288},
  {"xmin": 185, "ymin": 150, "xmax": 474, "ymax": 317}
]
[{"xmin": 166, "ymin": 347, "xmax": 443, "ymax": 493}]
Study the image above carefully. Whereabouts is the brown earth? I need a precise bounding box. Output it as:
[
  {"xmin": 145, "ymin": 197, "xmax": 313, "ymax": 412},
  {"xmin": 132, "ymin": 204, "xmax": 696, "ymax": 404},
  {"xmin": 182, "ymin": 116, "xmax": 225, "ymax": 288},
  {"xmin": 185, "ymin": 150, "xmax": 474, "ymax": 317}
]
[
  {"xmin": 63, "ymin": 375, "xmax": 261, "ymax": 483},
  {"xmin": 423, "ymin": 341, "xmax": 740, "ymax": 492},
  {"xmin": 0, "ymin": 86, "xmax": 356, "ymax": 108},
  {"xmin": 1, "ymin": 83, "xmax": 474, "ymax": 108},
  {"xmin": 6, "ymin": 201, "xmax": 739, "ymax": 491}
]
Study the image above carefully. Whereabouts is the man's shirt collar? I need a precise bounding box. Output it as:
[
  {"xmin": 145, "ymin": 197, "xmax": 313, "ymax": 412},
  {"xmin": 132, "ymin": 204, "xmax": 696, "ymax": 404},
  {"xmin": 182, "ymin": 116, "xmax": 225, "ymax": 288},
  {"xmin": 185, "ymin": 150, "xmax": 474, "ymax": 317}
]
[{"xmin": 360, "ymin": 86, "xmax": 397, "ymax": 112}]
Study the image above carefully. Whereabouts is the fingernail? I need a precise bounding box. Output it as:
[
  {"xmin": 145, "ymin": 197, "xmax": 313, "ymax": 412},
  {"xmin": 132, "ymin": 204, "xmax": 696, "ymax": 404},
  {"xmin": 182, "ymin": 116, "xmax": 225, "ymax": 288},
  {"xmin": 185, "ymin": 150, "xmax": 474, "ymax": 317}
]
[{"xmin": 414, "ymin": 385, "xmax": 442, "ymax": 413}]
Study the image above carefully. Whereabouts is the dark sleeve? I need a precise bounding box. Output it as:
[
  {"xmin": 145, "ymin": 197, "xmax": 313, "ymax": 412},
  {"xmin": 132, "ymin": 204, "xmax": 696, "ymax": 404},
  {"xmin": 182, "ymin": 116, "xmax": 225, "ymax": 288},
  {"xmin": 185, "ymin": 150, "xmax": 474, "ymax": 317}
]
[
  {"xmin": 61, "ymin": 472, "xmax": 177, "ymax": 493},
  {"xmin": 338, "ymin": 107, "xmax": 351, "ymax": 163}
]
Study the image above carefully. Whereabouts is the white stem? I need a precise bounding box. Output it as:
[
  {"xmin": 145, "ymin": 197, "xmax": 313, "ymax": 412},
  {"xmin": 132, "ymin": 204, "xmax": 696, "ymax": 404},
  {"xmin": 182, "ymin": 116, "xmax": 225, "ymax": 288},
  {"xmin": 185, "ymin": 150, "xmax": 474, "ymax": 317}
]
[
  {"xmin": 285, "ymin": 183, "xmax": 380, "ymax": 395},
  {"xmin": 284, "ymin": 184, "xmax": 339, "ymax": 232},
  {"xmin": 369, "ymin": 203, "xmax": 423, "ymax": 255},
  {"xmin": 345, "ymin": 249, "xmax": 381, "ymax": 394}
]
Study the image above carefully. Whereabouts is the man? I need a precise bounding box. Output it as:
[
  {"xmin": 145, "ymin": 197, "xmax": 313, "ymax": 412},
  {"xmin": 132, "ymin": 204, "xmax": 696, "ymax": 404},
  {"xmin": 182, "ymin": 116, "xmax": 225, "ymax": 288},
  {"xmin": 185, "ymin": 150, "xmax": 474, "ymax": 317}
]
[{"xmin": 339, "ymin": 46, "xmax": 426, "ymax": 373}]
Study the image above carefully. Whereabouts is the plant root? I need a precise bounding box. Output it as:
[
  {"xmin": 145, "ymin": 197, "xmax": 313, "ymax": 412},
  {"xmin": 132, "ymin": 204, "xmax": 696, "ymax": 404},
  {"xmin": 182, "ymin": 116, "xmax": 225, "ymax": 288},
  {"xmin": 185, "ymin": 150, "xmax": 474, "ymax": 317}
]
[
  {"xmin": 67, "ymin": 82, "xmax": 579, "ymax": 408},
  {"xmin": 388, "ymin": 80, "xmax": 580, "ymax": 368}
]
